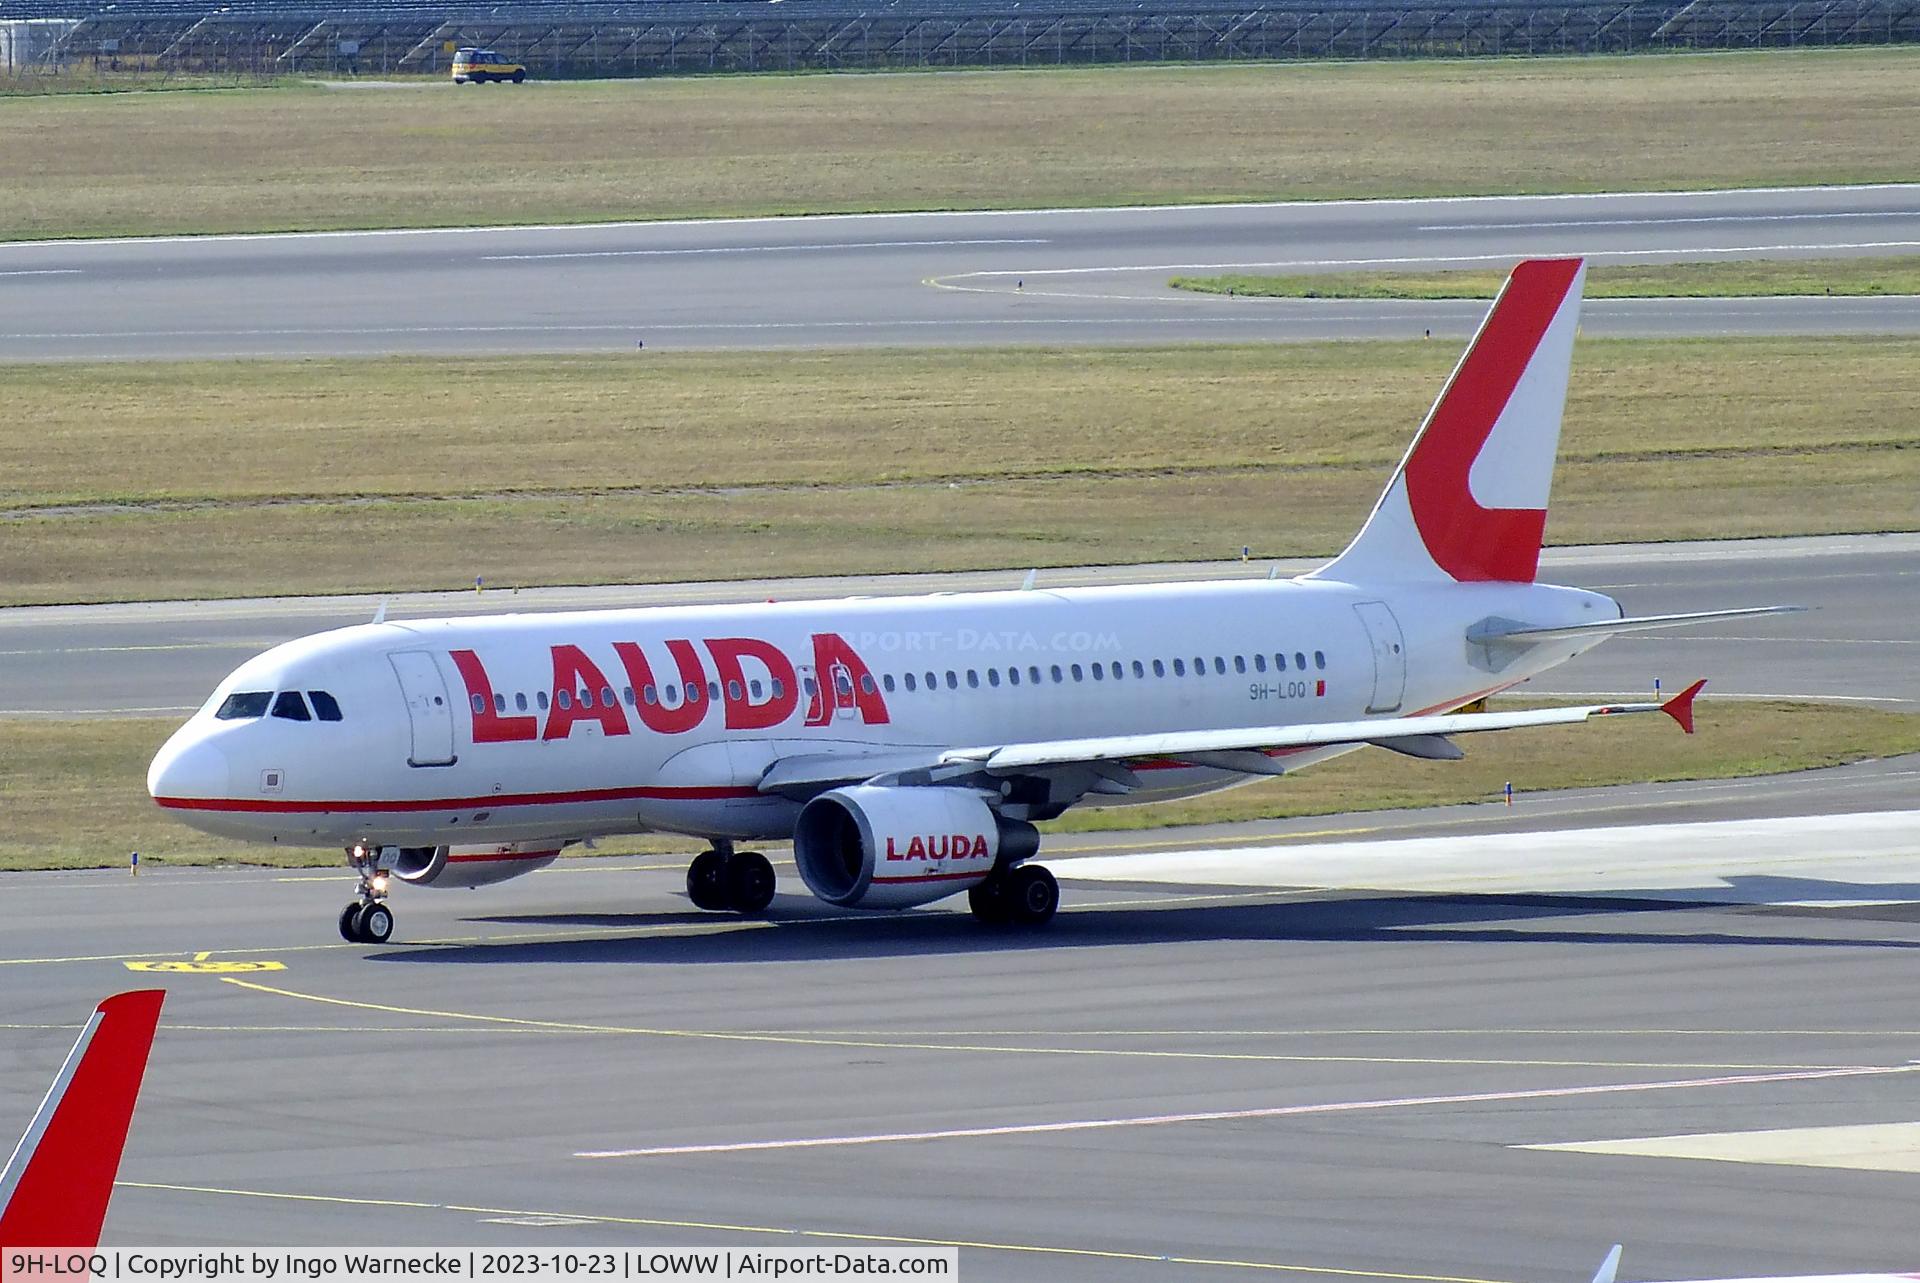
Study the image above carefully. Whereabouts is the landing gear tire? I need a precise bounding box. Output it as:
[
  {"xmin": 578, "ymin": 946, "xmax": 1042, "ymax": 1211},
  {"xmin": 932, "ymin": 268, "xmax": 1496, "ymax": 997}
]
[
  {"xmin": 686, "ymin": 849, "xmax": 731, "ymax": 911},
  {"xmin": 968, "ymin": 878, "xmax": 1012, "ymax": 925},
  {"xmin": 354, "ymin": 901, "xmax": 395, "ymax": 944},
  {"xmin": 724, "ymin": 850, "xmax": 776, "ymax": 915},
  {"xmin": 338, "ymin": 902, "xmax": 363, "ymax": 942},
  {"xmin": 1005, "ymin": 864, "xmax": 1059, "ymax": 926}
]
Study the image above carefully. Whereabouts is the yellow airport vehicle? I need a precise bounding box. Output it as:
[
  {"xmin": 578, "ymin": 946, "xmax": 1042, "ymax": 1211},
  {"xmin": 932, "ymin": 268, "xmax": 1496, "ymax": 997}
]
[{"xmin": 452, "ymin": 48, "xmax": 526, "ymax": 84}]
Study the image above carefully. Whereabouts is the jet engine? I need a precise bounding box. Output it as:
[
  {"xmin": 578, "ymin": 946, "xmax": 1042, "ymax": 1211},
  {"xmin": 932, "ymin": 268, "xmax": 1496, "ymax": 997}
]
[
  {"xmin": 793, "ymin": 785, "xmax": 1039, "ymax": 909},
  {"xmin": 387, "ymin": 841, "xmax": 561, "ymax": 889}
]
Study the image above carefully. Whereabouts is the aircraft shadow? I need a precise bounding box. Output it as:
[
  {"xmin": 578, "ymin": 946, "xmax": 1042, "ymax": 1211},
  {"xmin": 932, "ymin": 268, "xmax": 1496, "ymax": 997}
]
[{"xmin": 367, "ymin": 876, "xmax": 1920, "ymax": 966}]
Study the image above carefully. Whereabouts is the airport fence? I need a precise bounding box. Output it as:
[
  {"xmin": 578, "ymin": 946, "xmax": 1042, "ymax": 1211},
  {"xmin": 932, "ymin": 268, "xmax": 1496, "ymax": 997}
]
[{"xmin": 4, "ymin": 0, "xmax": 1917, "ymax": 80}]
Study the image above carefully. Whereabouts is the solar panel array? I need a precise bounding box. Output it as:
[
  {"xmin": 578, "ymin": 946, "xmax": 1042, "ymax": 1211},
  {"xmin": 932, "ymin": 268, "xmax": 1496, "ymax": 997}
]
[{"xmin": 5, "ymin": 0, "xmax": 1914, "ymax": 74}]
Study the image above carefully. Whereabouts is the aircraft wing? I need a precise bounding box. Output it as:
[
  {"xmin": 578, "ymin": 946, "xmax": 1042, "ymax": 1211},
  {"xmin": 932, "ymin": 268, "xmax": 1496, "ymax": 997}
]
[
  {"xmin": 759, "ymin": 682, "xmax": 1704, "ymax": 792},
  {"xmin": 0, "ymin": 989, "xmax": 165, "ymax": 1248}
]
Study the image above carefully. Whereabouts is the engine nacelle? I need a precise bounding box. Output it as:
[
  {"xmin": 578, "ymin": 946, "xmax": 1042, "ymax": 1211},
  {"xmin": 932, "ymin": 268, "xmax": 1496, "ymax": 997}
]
[
  {"xmin": 387, "ymin": 841, "xmax": 561, "ymax": 889},
  {"xmin": 794, "ymin": 785, "xmax": 1039, "ymax": 910}
]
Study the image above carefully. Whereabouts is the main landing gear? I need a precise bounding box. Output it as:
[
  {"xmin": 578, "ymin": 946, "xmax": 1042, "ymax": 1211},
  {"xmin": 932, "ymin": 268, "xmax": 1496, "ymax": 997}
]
[
  {"xmin": 968, "ymin": 863, "xmax": 1059, "ymax": 927},
  {"xmin": 339, "ymin": 844, "xmax": 395, "ymax": 944},
  {"xmin": 685, "ymin": 840, "xmax": 776, "ymax": 915}
]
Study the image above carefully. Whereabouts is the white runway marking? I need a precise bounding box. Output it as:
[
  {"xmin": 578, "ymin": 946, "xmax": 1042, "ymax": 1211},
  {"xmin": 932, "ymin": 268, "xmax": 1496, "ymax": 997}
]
[
  {"xmin": 1522, "ymin": 1120, "xmax": 1920, "ymax": 1174},
  {"xmin": 576, "ymin": 1064, "xmax": 1911, "ymax": 1159},
  {"xmin": 1420, "ymin": 211, "xmax": 1920, "ymax": 231},
  {"xmin": 480, "ymin": 238, "xmax": 1047, "ymax": 260},
  {"xmin": 939, "ymin": 240, "xmax": 1920, "ymax": 280},
  {"xmin": 3, "ymin": 182, "xmax": 1912, "ymax": 251},
  {"xmin": 1056, "ymin": 809, "xmax": 1920, "ymax": 902}
]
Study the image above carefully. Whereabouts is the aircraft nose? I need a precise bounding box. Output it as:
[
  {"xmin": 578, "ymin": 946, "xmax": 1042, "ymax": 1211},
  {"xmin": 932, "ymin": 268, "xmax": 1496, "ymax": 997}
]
[{"xmin": 147, "ymin": 732, "xmax": 232, "ymax": 802}]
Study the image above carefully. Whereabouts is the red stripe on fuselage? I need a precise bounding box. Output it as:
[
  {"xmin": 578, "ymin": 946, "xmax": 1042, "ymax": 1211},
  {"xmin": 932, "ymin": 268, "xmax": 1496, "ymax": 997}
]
[
  {"xmin": 444, "ymin": 849, "xmax": 562, "ymax": 863},
  {"xmin": 154, "ymin": 783, "xmax": 761, "ymax": 815}
]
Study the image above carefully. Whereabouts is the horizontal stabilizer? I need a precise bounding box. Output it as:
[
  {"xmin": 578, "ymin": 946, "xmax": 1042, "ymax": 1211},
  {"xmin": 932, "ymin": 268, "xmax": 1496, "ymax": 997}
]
[{"xmin": 1469, "ymin": 606, "xmax": 1802, "ymax": 646}]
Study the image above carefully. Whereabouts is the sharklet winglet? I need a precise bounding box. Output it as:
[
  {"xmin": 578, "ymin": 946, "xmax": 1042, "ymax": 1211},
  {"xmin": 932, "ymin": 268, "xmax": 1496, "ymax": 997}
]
[{"xmin": 1661, "ymin": 679, "xmax": 1708, "ymax": 735}]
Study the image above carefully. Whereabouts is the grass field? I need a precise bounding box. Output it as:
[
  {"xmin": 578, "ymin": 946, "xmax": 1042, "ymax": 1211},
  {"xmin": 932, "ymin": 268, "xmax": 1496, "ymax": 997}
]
[
  {"xmin": 1172, "ymin": 257, "xmax": 1920, "ymax": 300},
  {"xmin": 7, "ymin": 700, "xmax": 1916, "ymax": 871},
  {"xmin": 2, "ymin": 48, "xmax": 1917, "ymax": 240},
  {"xmin": 3, "ymin": 337, "xmax": 1916, "ymax": 605}
]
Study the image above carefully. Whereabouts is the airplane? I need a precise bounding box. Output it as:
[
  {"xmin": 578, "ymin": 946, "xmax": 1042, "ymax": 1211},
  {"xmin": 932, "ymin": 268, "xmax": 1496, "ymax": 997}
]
[
  {"xmin": 147, "ymin": 256, "xmax": 1794, "ymax": 944},
  {"xmin": 1, "ymin": 990, "xmax": 165, "ymax": 1247}
]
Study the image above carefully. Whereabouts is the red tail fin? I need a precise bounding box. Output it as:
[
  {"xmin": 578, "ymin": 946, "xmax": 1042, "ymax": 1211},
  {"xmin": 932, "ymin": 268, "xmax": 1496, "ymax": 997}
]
[
  {"xmin": 1314, "ymin": 258, "xmax": 1587, "ymax": 585},
  {"xmin": 0, "ymin": 989, "xmax": 165, "ymax": 1247}
]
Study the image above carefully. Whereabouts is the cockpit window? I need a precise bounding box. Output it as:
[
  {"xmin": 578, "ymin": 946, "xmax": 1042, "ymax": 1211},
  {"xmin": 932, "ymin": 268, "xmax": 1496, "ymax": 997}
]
[
  {"xmin": 215, "ymin": 691, "xmax": 272, "ymax": 720},
  {"xmin": 308, "ymin": 690, "xmax": 343, "ymax": 721},
  {"xmin": 272, "ymin": 691, "xmax": 312, "ymax": 722}
]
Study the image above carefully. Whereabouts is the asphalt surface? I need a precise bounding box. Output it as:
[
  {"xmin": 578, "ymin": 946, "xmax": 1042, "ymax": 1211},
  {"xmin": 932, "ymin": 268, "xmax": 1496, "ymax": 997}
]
[
  {"xmin": 4, "ymin": 776, "xmax": 1920, "ymax": 1276},
  {"xmin": 4, "ymin": 185, "xmax": 1920, "ymax": 358},
  {"xmin": 3, "ymin": 534, "xmax": 1912, "ymax": 719}
]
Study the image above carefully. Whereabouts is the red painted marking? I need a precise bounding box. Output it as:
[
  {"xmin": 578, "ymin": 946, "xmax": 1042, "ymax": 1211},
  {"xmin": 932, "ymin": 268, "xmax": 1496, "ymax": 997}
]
[
  {"xmin": 871, "ymin": 870, "xmax": 989, "ymax": 885},
  {"xmin": 1404, "ymin": 258, "xmax": 1580, "ymax": 583},
  {"xmin": 154, "ymin": 783, "xmax": 761, "ymax": 814},
  {"xmin": 0, "ymin": 990, "xmax": 164, "ymax": 1249},
  {"xmin": 444, "ymin": 849, "xmax": 561, "ymax": 864},
  {"xmin": 614, "ymin": 639, "xmax": 710, "ymax": 735},
  {"xmin": 450, "ymin": 649, "xmax": 538, "ymax": 743},
  {"xmin": 708, "ymin": 636, "xmax": 800, "ymax": 731},
  {"xmin": 544, "ymin": 644, "xmax": 632, "ymax": 741}
]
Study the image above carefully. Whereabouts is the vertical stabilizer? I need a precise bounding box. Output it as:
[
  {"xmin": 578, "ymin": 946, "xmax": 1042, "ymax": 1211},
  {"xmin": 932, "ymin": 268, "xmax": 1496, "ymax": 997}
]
[
  {"xmin": 1312, "ymin": 257, "xmax": 1586, "ymax": 584},
  {"xmin": 0, "ymin": 989, "xmax": 165, "ymax": 1247}
]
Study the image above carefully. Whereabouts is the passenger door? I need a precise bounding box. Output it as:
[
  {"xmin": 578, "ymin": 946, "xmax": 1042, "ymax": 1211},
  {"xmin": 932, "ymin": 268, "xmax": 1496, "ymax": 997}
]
[{"xmin": 389, "ymin": 651, "xmax": 457, "ymax": 767}]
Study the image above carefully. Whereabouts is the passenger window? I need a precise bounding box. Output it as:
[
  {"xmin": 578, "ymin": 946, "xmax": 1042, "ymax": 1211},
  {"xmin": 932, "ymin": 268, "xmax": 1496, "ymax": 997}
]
[
  {"xmin": 772, "ymin": 679, "xmax": 785, "ymax": 700},
  {"xmin": 1295, "ymin": 652, "xmax": 1307, "ymax": 670},
  {"xmin": 1315, "ymin": 651, "xmax": 1327, "ymax": 670},
  {"xmin": 308, "ymin": 690, "xmax": 343, "ymax": 722},
  {"xmin": 1051, "ymin": 665, "xmax": 1063, "ymax": 683},
  {"xmin": 1112, "ymin": 662, "xmax": 1124, "ymax": 680},
  {"xmin": 803, "ymin": 677, "xmax": 818, "ymax": 697},
  {"xmin": 1153, "ymin": 659, "xmax": 1165, "ymax": 677},
  {"xmin": 1274, "ymin": 653, "xmax": 1287, "ymax": 672},
  {"xmin": 600, "ymin": 686, "xmax": 615, "ymax": 708},
  {"xmin": 215, "ymin": 691, "xmax": 272, "ymax": 720},
  {"xmin": 1008, "ymin": 667, "xmax": 1020, "ymax": 686},
  {"xmin": 1234, "ymin": 656, "xmax": 1247, "ymax": 674},
  {"xmin": 707, "ymin": 681, "xmax": 721, "ymax": 702},
  {"xmin": 273, "ymin": 691, "xmax": 313, "ymax": 721},
  {"xmin": 750, "ymin": 679, "xmax": 763, "ymax": 699},
  {"xmin": 1213, "ymin": 657, "xmax": 1226, "ymax": 675},
  {"xmin": 643, "ymin": 684, "xmax": 657, "ymax": 705},
  {"xmin": 1193, "ymin": 657, "xmax": 1205, "ymax": 676},
  {"xmin": 1091, "ymin": 664, "xmax": 1103, "ymax": 682},
  {"xmin": 987, "ymin": 669, "xmax": 1000, "ymax": 688},
  {"xmin": 1132, "ymin": 660, "xmax": 1145, "ymax": 678},
  {"xmin": 727, "ymin": 680, "xmax": 743, "ymax": 701},
  {"xmin": 882, "ymin": 674, "xmax": 895, "ymax": 693},
  {"xmin": 1254, "ymin": 654, "xmax": 1267, "ymax": 673},
  {"xmin": 1172, "ymin": 658, "xmax": 1185, "ymax": 676},
  {"xmin": 1070, "ymin": 664, "xmax": 1083, "ymax": 682},
  {"xmin": 470, "ymin": 694, "xmax": 486, "ymax": 715},
  {"xmin": 687, "ymin": 682, "xmax": 703, "ymax": 702},
  {"xmin": 557, "ymin": 690, "xmax": 572, "ymax": 711},
  {"xmin": 493, "ymin": 693, "xmax": 507, "ymax": 714},
  {"xmin": 946, "ymin": 671, "xmax": 958, "ymax": 690},
  {"xmin": 860, "ymin": 674, "xmax": 877, "ymax": 695},
  {"xmin": 537, "ymin": 691, "xmax": 550, "ymax": 710},
  {"xmin": 623, "ymin": 686, "xmax": 636, "ymax": 706},
  {"xmin": 514, "ymin": 692, "xmax": 528, "ymax": 712},
  {"xmin": 905, "ymin": 672, "xmax": 918, "ymax": 692},
  {"xmin": 966, "ymin": 670, "xmax": 980, "ymax": 689},
  {"xmin": 835, "ymin": 672, "xmax": 853, "ymax": 695},
  {"xmin": 1028, "ymin": 666, "xmax": 1041, "ymax": 685}
]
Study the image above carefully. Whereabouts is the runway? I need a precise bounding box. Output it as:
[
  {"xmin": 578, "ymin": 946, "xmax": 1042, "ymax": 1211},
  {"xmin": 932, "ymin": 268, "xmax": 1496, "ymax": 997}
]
[
  {"xmin": 4, "ymin": 772, "xmax": 1920, "ymax": 1277},
  {"xmin": 4, "ymin": 184, "xmax": 1920, "ymax": 358},
  {"xmin": 3, "ymin": 533, "xmax": 1913, "ymax": 718}
]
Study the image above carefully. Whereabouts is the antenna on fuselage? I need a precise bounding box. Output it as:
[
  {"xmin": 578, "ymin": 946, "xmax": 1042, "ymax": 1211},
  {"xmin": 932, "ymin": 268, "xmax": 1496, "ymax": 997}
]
[
  {"xmin": 1021, "ymin": 569, "xmax": 1038, "ymax": 591},
  {"xmin": 372, "ymin": 596, "xmax": 390, "ymax": 624}
]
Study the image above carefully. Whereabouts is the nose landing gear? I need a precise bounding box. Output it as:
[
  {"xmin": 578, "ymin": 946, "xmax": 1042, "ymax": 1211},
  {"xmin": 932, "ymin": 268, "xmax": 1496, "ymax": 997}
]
[
  {"xmin": 339, "ymin": 845, "xmax": 396, "ymax": 943},
  {"xmin": 685, "ymin": 840, "xmax": 776, "ymax": 915}
]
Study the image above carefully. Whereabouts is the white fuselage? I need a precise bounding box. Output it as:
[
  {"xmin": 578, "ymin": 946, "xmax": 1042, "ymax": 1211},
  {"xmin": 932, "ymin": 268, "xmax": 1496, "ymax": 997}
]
[{"xmin": 148, "ymin": 573, "xmax": 1619, "ymax": 851}]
